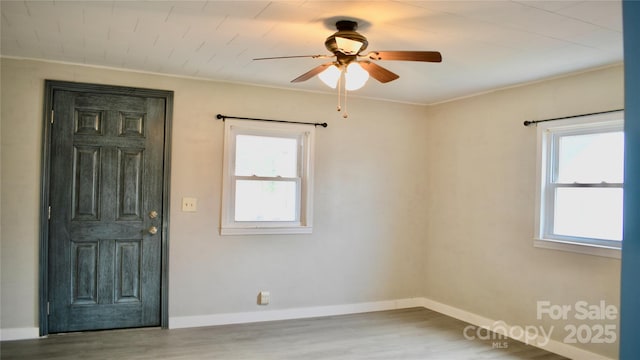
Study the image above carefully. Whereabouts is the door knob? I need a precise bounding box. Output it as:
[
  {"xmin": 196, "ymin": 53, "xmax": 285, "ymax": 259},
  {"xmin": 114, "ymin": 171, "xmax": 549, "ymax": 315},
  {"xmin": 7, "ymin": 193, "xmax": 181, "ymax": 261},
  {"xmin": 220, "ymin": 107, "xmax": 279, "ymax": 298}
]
[
  {"xmin": 149, "ymin": 210, "xmax": 158, "ymax": 219},
  {"xmin": 148, "ymin": 226, "xmax": 158, "ymax": 235}
]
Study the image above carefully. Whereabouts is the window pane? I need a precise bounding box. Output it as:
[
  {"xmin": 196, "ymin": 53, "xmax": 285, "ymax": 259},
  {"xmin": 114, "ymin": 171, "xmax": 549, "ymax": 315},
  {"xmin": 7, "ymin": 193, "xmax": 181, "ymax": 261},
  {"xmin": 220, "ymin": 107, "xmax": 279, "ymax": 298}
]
[
  {"xmin": 557, "ymin": 132, "xmax": 624, "ymax": 183},
  {"xmin": 235, "ymin": 180, "xmax": 297, "ymax": 221},
  {"xmin": 235, "ymin": 135, "xmax": 297, "ymax": 177},
  {"xmin": 554, "ymin": 188, "xmax": 623, "ymax": 241}
]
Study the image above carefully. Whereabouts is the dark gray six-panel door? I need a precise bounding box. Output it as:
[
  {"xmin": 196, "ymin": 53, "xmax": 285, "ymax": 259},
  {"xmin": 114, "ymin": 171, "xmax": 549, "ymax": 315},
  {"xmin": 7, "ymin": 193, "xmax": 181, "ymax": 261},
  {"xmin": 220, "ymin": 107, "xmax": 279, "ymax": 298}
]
[{"xmin": 48, "ymin": 88, "xmax": 167, "ymax": 333}]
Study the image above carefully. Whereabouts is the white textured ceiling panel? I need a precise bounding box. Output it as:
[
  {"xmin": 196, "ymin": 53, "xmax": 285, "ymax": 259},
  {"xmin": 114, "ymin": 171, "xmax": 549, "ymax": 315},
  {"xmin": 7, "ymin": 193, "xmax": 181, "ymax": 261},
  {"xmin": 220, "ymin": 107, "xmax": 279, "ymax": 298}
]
[{"xmin": 0, "ymin": 0, "xmax": 623, "ymax": 105}]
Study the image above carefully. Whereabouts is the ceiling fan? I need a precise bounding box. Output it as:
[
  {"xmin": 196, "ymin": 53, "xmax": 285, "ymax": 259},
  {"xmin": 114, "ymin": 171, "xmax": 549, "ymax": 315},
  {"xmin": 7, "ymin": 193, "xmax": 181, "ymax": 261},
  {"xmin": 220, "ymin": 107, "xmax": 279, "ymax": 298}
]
[{"xmin": 254, "ymin": 20, "xmax": 442, "ymax": 87}]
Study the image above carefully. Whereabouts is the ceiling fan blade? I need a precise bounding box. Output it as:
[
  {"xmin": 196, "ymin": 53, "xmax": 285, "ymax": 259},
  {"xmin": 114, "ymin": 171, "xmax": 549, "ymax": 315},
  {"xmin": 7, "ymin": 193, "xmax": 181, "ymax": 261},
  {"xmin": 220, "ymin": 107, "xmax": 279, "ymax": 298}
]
[
  {"xmin": 364, "ymin": 51, "xmax": 442, "ymax": 62},
  {"xmin": 253, "ymin": 54, "xmax": 333, "ymax": 61},
  {"xmin": 291, "ymin": 62, "xmax": 335, "ymax": 83},
  {"xmin": 358, "ymin": 61, "xmax": 399, "ymax": 83}
]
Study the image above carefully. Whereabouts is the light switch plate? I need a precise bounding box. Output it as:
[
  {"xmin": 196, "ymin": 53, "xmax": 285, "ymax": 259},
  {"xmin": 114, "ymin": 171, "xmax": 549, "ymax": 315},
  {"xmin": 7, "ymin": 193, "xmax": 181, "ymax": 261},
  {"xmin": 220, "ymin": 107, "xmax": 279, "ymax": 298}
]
[{"xmin": 182, "ymin": 197, "xmax": 197, "ymax": 212}]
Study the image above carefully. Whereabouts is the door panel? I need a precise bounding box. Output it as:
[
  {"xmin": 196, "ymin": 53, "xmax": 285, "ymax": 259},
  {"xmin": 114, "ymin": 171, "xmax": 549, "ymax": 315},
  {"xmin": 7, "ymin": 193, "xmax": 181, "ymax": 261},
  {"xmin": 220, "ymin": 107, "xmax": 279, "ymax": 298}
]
[
  {"xmin": 71, "ymin": 242, "xmax": 99, "ymax": 304},
  {"xmin": 115, "ymin": 240, "xmax": 142, "ymax": 303},
  {"xmin": 117, "ymin": 148, "xmax": 144, "ymax": 220},
  {"xmin": 48, "ymin": 88, "xmax": 166, "ymax": 333},
  {"xmin": 72, "ymin": 146, "xmax": 101, "ymax": 221}
]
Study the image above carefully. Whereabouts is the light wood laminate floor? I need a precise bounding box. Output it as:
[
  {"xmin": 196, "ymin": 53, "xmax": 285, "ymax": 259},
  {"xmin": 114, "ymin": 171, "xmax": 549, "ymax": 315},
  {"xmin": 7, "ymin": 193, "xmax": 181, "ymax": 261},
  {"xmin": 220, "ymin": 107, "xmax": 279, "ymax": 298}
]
[{"xmin": 1, "ymin": 308, "xmax": 567, "ymax": 359}]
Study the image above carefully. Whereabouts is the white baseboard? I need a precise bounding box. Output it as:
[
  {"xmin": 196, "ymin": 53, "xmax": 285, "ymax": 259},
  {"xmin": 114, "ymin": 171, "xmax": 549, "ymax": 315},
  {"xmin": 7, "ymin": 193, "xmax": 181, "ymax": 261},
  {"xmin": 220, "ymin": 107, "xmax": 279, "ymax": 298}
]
[
  {"xmin": 0, "ymin": 297, "xmax": 616, "ymax": 360},
  {"xmin": 169, "ymin": 297, "xmax": 424, "ymax": 329},
  {"xmin": 418, "ymin": 297, "xmax": 614, "ymax": 360},
  {"xmin": 0, "ymin": 327, "xmax": 40, "ymax": 341}
]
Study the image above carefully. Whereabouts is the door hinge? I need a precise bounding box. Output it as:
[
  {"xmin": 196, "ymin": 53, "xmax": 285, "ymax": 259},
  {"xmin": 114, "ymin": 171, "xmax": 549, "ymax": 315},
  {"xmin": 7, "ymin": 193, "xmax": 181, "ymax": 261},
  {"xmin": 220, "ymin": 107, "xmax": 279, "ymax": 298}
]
[
  {"xmin": 47, "ymin": 302, "xmax": 50, "ymax": 315},
  {"xmin": 51, "ymin": 109, "xmax": 54, "ymax": 124},
  {"xmin": 48, "ymin": 206, "xmax": 51, "ymax": 220}
]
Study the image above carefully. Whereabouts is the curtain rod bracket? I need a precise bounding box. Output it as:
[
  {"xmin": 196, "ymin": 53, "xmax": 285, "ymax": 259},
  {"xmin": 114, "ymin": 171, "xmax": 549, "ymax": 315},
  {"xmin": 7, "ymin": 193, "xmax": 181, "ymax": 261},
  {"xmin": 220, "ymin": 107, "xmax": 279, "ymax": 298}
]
[{"xmin": 216, "ymin": 114, "xmax": 328, "ymax": 128}]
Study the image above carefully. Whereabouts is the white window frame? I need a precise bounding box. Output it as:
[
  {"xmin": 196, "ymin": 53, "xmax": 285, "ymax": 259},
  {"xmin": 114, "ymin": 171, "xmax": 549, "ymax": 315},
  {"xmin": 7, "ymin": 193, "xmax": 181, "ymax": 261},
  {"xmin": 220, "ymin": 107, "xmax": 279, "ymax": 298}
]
[
  {"xmin": 534, "ymin": 111, "xmax": 624, "ymax": 258},
  {"xmin": 220, "ymin": 119, "xmax": 314, "ymax": 235}
]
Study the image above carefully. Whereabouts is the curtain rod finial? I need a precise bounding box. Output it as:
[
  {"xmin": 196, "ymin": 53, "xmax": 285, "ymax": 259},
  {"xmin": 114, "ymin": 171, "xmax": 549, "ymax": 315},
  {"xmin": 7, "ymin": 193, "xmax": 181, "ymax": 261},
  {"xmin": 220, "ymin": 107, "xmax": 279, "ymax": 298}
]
[{"xmin": 216, "ymin": 114, "xmax": 225, "ymax": 120}]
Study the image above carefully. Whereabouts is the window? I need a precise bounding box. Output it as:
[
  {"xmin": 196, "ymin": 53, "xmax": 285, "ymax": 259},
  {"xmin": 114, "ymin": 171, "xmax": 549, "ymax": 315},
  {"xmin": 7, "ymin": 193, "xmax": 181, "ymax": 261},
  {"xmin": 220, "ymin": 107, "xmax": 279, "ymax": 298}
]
[
  {"xmin": 220, "ymin": 119, "xmax": 314, "ymax": 235},
  {"xmin": 534, "ymin": 111, "xmax": 624, "ymax": 257}
]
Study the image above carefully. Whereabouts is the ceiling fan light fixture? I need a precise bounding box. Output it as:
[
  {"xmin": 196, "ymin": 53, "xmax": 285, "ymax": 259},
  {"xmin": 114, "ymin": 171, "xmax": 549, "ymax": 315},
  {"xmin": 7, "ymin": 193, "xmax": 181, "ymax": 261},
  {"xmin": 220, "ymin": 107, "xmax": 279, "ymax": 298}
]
[
  {"xmin": 324, "ymin": 20, "xmax": 368, "ymax": 55},
  {"xmin": 255, "ymin": 18, "xmax": 443, "ymax": 116},
  {"xmin": 345, "ymin": 62, "xmax": 369, "ymax": 91},
  {"xmin": 318, "ymin": 64, "xmax": 341, "ymax": 88}
]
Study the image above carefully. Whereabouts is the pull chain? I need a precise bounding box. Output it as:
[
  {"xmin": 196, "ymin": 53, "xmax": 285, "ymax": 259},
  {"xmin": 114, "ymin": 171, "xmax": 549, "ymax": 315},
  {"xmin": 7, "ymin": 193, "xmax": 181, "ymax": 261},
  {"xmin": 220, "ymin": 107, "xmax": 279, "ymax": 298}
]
[
  {"xmin": 336, "ymin": 71, "xmax": 342, "ymax": 112},
  {"xmin": 343, "ymin": 86, "xmax": 349, "ymax": 118},
  {"xmin": 334, "ymin": 69, "xmax": 349, "ymax": 118},
  {"xmin": 334, "ymin": 70, "xmax": 349, "ymax": 118}
]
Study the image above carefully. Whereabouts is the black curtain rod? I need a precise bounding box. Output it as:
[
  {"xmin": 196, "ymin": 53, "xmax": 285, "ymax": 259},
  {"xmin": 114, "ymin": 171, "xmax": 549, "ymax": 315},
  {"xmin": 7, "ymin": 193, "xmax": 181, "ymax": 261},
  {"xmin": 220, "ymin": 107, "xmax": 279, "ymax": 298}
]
[
  {"xmin": 216, "ymin": 114, "xmax": 328, "ymax": 128},
  {"xmin": 523, "ymin": 109, "xmax": 624, "ymax": 127}
]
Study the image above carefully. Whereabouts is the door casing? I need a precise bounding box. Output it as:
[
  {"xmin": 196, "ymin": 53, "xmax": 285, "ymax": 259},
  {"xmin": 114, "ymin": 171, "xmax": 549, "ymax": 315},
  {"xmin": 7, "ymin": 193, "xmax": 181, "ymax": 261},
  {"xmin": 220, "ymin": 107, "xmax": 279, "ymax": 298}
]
[{"xmin": 39, "ymin": 80, "xmax": 173, "ymax": 336}]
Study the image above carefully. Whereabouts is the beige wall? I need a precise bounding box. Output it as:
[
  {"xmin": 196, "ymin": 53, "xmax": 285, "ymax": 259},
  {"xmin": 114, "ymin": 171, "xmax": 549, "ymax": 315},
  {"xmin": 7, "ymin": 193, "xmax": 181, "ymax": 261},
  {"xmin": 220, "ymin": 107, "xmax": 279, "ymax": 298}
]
[
  {"xmin": 0, "ymin": 57, "xmax": 623, "ymax": 357},
  {"xmin": 423, "ymin": 65, "xmax": 623, "ymax": 358},
  {"xmin": 0, "ymin": 57, "xmax": 427, "ymax": 327}
]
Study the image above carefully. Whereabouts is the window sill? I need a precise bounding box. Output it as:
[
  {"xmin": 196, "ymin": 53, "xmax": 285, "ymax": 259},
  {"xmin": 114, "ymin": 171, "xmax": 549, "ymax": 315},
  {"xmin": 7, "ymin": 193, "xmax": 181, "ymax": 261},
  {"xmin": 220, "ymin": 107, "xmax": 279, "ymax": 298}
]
[
  {"xmin": 220, "ymin": 226, "xmax": 313, "ymax": 236},
  {"xmin": 534, "ymin": 238, "xmax": 621, "ymax": 259}
]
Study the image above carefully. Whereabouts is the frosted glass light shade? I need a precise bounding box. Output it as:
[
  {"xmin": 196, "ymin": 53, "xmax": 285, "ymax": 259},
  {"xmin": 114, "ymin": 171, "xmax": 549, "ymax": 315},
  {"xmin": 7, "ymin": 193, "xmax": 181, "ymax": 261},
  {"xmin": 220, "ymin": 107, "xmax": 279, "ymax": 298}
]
[
  {"xmin": 335, "ymin": 36, "xmax": 364, "ymax": 55},
  {"xmin": 318, "ymin": 65, "xmax": 341, "ymax": 88},
  {"xmin": 345, "ymin": 62, "xmax": 369, "ymax": 90},
  {"xmin": 319, "ymin": 63, "xmax": 370, "ymax": 91}
]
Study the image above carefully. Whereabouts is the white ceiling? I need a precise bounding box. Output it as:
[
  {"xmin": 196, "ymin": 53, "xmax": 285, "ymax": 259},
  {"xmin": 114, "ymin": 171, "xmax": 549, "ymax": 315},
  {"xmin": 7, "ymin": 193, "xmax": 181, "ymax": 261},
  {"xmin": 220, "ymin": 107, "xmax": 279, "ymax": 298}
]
[{"xmin": 0, "ymin": 0, "xmax": 623, "ymax": 105}]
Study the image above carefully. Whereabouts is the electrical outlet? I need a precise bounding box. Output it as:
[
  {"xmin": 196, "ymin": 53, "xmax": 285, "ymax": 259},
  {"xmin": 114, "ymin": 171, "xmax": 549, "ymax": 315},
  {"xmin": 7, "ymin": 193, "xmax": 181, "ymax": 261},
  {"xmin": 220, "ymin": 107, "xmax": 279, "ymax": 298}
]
[
  {"xmin": 182, "ymin": 197, "xmax": 197, "ymax": 212},
  {"xmin": 258, "ymin": 291, "xmax": 270, "ymax": 305}
]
